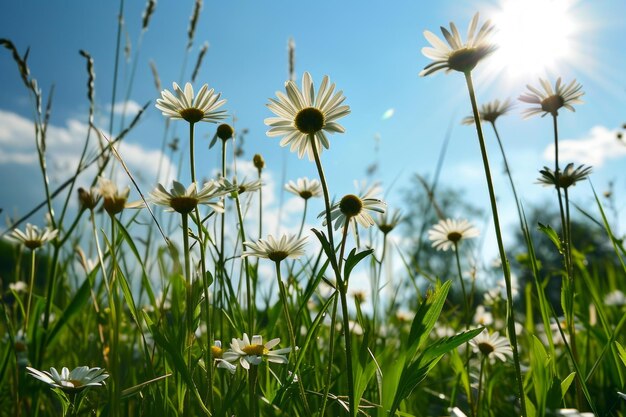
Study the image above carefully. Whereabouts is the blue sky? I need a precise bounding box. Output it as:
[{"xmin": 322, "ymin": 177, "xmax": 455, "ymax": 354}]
[{"xmin": 1, "ymin": 0, "xmax": 626, "ymax": 252}]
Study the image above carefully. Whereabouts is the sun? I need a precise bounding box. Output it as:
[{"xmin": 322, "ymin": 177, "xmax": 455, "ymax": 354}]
[{"xmin": 490, "ymin": 0, "xmax": 577, "ymax": 78}]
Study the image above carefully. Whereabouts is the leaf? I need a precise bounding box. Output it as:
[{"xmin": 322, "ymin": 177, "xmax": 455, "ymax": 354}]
[
  {"xmin": 407, "ymin": 280, "xmax": 451, "ymax": 359},
  {"xmin": 121, "ymin": 374, "xmax": 172, "ymax": 399},
  {"xmin": 344, "ymin": 248, "xmax": 374, "ymax": 282},
  {"xmin": 537, "ymin": 222, "xmax": 563, "ymax": 253}
]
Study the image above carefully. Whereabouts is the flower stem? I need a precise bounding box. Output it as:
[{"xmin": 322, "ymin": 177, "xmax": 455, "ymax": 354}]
[
  {"xmin": 464, "ymin": 71, "xmax": 526, "ymax": 417},
  {"xmin": 234, "ymin": 193, "xmax": 254, "ymax": 334},
  {"xmin": 189, "ymin": 122, "xmax": 197, "ymax": 183},
  {"xmin": 274, "ymin": 261, "xmax": 311, "ymax": 414},
  {"xmin": 310, "ymin": 134, "xmax": 355, "ymax": 416},
  {"xmin": 181, "ymin": 213, "xmax": 194, "ymax": 416},
  {"xmin": 24, "ymin": 249, "xmax": 37, "ymax": 333}
]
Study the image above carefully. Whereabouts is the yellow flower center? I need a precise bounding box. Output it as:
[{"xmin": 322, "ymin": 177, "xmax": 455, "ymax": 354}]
[
  {"xmin": 339, "ymin": 194, "xmax": 363, "ymax": 218},
  {"xmin": 541, "ymin": 95, "xmax": 565, "ymax": 115},
  {"xmin": 268, "ymin": 251, "xmax": 289, "ymax": 263},
  {"xmin": 294, "ymin": 107, "xmax": 325, "ymax": 134},
  {"xmin": 242, "ymin": 344, "xmax": 268, "ymax": 356},
  {"xmin": 179, "ymin": 108, "xmax": 205, "ymax": 123},
  {"xmin": 477, "ymin": 342, "xmax": 495, "ymax": 356},
  {"xmin": 447, "ymin": 231, "xmax": 463, "ymax": 243},
  {"xmin": 211, "ymin": 346, "xmax": 224, "ymax": 358},
  {"xmin": 169, "ymin": 196, "xmax": 199, "ymax": 214}
]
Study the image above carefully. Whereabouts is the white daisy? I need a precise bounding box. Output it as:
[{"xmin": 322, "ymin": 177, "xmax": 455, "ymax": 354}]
[
  {"xmin": 461, "ymin": 98, "xmax": 514, "ymax": 125},
  {"xmin": 150, "ymin": 180, "xmax": 232, "ymax": 214},
  {"xmin": 222, "ymin": 333, "xmax": 291, "ymax": 370},
  {"xmin": 26, "ymin": 366, "xmax": 109, "ymax": 392},
  {"xmin": 242, "ymin": 234, "xmax": 307, "ymax": 263},
  {"xmin": 9, "ymin": 281, "xmax": 28, "ymax": 293},
  {"xmin": 469, "ymin": 329, "xmax": 512, "ymax": 363},
  {"xmin": 604, "ymin": 290, "xmax": 626, "ymax": 306},
  {"xmin": 376, "ymin": 209, "xmax": 403, "ymax": 235},
  {"xmin": 9, "ymin": 223, "xmax": 58, "ymax": 250},
  {"xmin": 518, "ymin": 77, "xmax": 584, "ymax": 118},
  {"xmin": 537, "ymin": 163, "xmax": 592, "ymax": 189},
  {"xmin": 265, "ymin": 72, "xmax": 350, "ymax": 161},
  {"xmin": 285, "ymin": 177, "xmax": 323, "ymax": 200},
  {"xmin": 155, "ymin": 82, "xmax": 227, "ymax": 124},
  {"xmin": 420, "ymin": 12, "xmax": 496, "ymax": 76},
  {"xmin": 97, "ymin": 177, "xmax": 131, "ymax": 215},
  {"xmin": 428, "ymin": 218, "xmax": 480, "ymax": 251},
  {"xmin": 472, "ymin": 305, "xmax": 494, "ymax": 326},
  {"xmin": 322, "ymin": 194, "xmax": 387, "ymax": 231}
]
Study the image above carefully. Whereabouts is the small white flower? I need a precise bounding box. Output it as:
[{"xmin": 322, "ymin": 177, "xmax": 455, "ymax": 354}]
[
  {"xmin": 150, "ymin": 180, "xmax": 232, "ymax": 214},
  {"xmin": 155, "ymin": 82, "xmax": 227, "ymax": 124},
  {"xmin": 472, "ymin": 305, "xmax": 493, "ymax": 326},
  {"xmin": 519, "ymin": 77, "xmax": 584, "ymax": 118},
  {"xmin": 470, "ymin": 329, "xmax": 512, "ymax": 363},
  {"xmin": 242, "ymin": 234, "xmax": 308, "ymax": 263},
  {"xmin": 26, "ymin": 366, "xmax": 109, "ymax": 392},
  {"xmin": 604, "ymin": 290, "xmax": 626, "ymax": 306},
  {"xmin": 9, "ymin": 281, "xmax": 28, "ymax": 293},
  {"xmin": 285, "ymin": 177, "xmax": 322, "ymax": 200},
  {"xmin": 322, "ymin": 193, "xmax": 386, "ymax": 231},
  {"xmin": 9, "ymin": 223, "xmax": 58, "ymax": 250},
  {"xmin": 222, "ymin": 333, "xmax": 291, "ymax": 370},
  {"xmin": 428, "ymin": 218, "xmax": 479, "ymax": 251}
]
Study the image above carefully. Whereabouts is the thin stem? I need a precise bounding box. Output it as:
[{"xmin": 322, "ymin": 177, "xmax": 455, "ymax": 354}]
[
  {"xmin": 298, "ymin": 199, "xmax": 308, "ymax": 239},
  {"xmin": 189, "ymin": 122, "xmax": 196, "ymax": 183},
  {"xmin": 274, "ymin": 261, "xmax": 311, "ymax": 414},
  {"xmin": 234, "ymin": 194, "xmax": 254, "ymax": 334},
  {"xmin": 490, "ymin": 122, "xmax": 523, "ymax": 224},
  {"xmin": 108, "ymin": 0, "xmax": 124, "ymax": 137},
  {"xmin": 24, "ymin": 249, "xmax": 36, "ymax": 333},
  {"xmin": 319, "ymin": 292, "xmax": 339, "ymax": 417},
  {"xmin": 464, "ymin": 71, "xmax": 527, "ymax": 417},
  {"xmin": 476, "ymin": 356, "xmax": 487, "ymax": 417},
  {"xmin": 258, "ymin": 169, "xmax": 263, "ymax": 240},
  {"xmin": 337, "ymin": 222, "xmax": 355, "ymax": 417},
  {"xmin": 453, "ymin": 242, "xmax": 469, "ymax": 327},
  {"xmin": 310, "ymin": 134, "xmax": 338, "ymax": 273},
  {"xmin": 181, "ymin": 213, "xmax": 193, "ymax": 416}
]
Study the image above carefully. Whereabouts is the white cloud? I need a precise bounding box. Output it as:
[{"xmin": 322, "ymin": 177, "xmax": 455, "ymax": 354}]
[
  {"xmin": 542, "ymin": 125, "xmax": 626, "ymax": 167},
  {"xmin": 0, "ymin": 109, "xmax": 176, "ymax": 212},
  {"xmin": 108, "ymin": 100, "xmax": 143, "ymax": 116}
]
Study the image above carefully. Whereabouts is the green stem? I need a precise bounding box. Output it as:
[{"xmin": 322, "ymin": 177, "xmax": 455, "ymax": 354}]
[
  {"xmin": 258, "ymin": 169, "xmax": 263, "ymax": 240},
  {"xmin": 108, "ymin": 0, "xmax": 124, "ymax": 137},
  {"xmin": 475, "ymin": 356, "xmax": 487, "ymax": 417},
  {"xmin": 189, "ymin": 122, "xmax": 196, "ymax": 183},
  {"xmin": 319, "ymin": 292, "xmax": 339, "ymax": 417},
  {"xmin": 310, "ymin": 134, "xmax": 339, "ymax": 274},
  {"xmin": 337, "ymin": 222, "xmax": 356, "ymax": 417},
  {"xmin": 234, "ymin": 194, "xmax": 254, "ymax": 334},
  {"xmin": 464, "ymin": 71, "xmax": 526, "ymax": 417},
  {"xmin": 109, "ymin": 216, "xmax": 121, "ymax": 417},
  {"xmin": 274, "ymin": 262, "xmax": 311, "ymax": 414},
  {"xmin": 24, "ymin": 249, "xmax": 37, "ymax": 333},
  {"xmin": 181, "ymin": 213, "xmax": 193, "ymax": 417}
]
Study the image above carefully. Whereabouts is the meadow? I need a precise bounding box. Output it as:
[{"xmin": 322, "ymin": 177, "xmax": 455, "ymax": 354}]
[{"xmin": 1, "ymin": 1, "xmax": 626, "ymax": 416}]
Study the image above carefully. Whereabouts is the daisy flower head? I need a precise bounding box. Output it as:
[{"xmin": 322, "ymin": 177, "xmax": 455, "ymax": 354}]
[
  {"xmin": 420, "ymin": 12, "xmax": 496, "ymax": 76},
  {"xmin": 322, "ymin": 193, "xmax": 387, "ymax": 231},
  {"xmin": 150, "ymin": 180, "xmax": 232, "ymax": 214},
  {"xmin": 469, "ymin": 329, "xmax": 512, "ymax": 362},
  {"xmin": 26, "ymin": 366, "xmax": 109, "ymax": 392},
  {"xmin": 461, "ymin": 98, "xmax": 514, "ymax": 125},
  {"xmin": 428, "ymin": 218, "xmax": 480, "ymax": 251},
  {"xmin": 537, "ymin": 163, "xmax": 592, "ymax": 189},
  {"xmin": 222, "ymin": 333, "xmax": 291, "ymax": 370},
  {"xmin": 77, "ymin": 187, "xmax": 100, "ymax": 211},
  {"xmin": 242, "ymin": 234, "xmax": 307, "ymax": 263},
  {"xmin": 519, "ymin": 77, "xmax": 584, "ymax": 118},
  {"xmin": 376, "ymin": 209, "xmax": 403, "ymax": 235},
  {"xmin": 155, "ymin": 82, "xmax": 227, "ymax": 124},
  {"xmin": 604, "ymin": 290, "xmax": 626, "ymax": 306},
  {"xmin": 97, "ymin": 177, "xmax": 130, "ymax": 215},
  {"xmin": 285, "ymin": 177, "xmax": 323, "ymax": 200},
  {"xmin": 9, "ymin": 223, "xmax": 58, "ymax": 250},
  {"xmin": 265, "ymin": 72, "xmax": 350, "ymax": 161}
]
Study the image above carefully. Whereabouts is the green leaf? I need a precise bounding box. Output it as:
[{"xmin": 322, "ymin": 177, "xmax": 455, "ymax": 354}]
[
  {"xmin": 407, "ymin": 280, "xmax": 451, "ymax": 359},
  {"xmin": 344, "ymin": 247, "xmax": 374, "ymax": 282},
  {"xmin": 121, "ymin": 374, "xmax": 172, "ymax": 399},
  {"xmin": 537, "ymin": 222, "xmax": 563, "ymax": 253}
]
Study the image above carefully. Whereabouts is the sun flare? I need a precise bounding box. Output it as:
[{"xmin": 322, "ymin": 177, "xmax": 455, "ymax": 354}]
[{"xmin": 491, "ymin": 0, "xmax": 577, "ymax": 78}]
